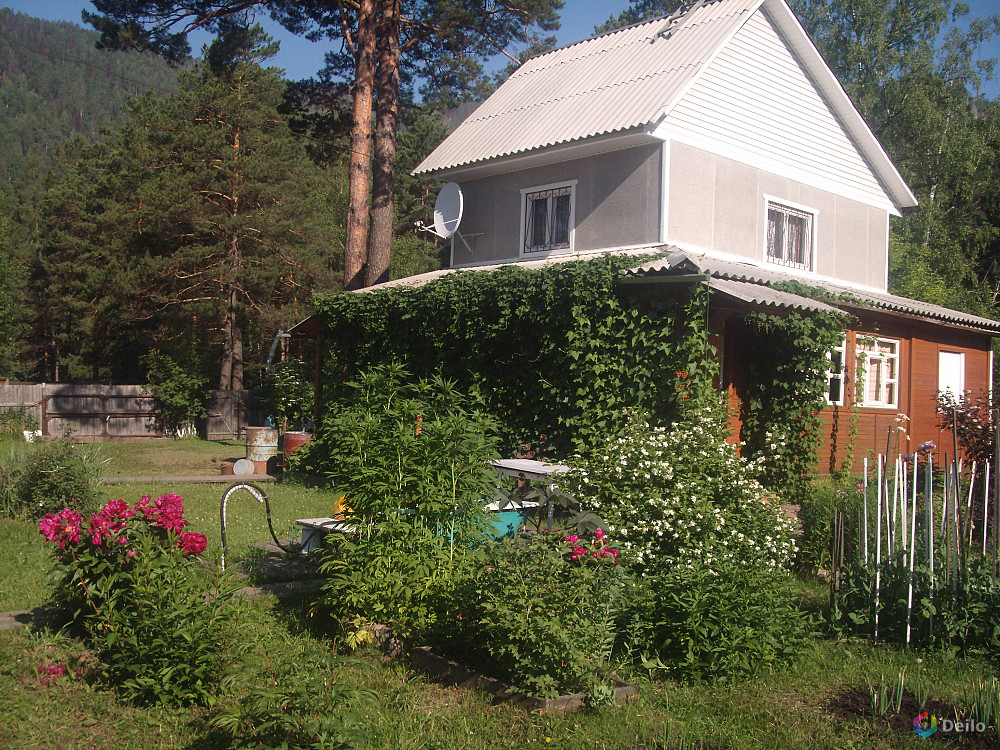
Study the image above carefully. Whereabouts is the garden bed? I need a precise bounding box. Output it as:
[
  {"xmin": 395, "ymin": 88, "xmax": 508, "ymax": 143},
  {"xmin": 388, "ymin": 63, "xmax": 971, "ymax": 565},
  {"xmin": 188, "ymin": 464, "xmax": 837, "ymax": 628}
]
[{"xmin": 410, "ymin": 645, "xmax": 639, "ymax": 714}]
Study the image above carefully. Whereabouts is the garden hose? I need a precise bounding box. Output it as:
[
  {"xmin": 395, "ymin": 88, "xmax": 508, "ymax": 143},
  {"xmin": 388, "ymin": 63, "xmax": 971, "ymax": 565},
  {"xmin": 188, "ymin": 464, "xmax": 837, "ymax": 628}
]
[{"xmin": 219, "ymin": 481, "xmax": 295, "ymax": 571}]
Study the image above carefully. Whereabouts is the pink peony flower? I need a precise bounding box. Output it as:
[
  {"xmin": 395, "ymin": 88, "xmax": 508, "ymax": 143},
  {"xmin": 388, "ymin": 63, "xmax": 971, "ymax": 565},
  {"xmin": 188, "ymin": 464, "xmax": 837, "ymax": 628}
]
[
  {"xmin": 177, "ymin": 531, "xmax": 207, "ymax": 557},
  {"xmin": 135, "ymin": 494, "xmax": 156, "ymax": 521},
  {"xmin": 593, "ymin": 528, "xmax": 606, "ymax": 541},
  {"xmin": 38, "ymin": 508, "xmax": 83, "ymax": 549},
  {"xmin": 153, "ymin": 493, "xmax": 188, "ymax": 533},
  {"xmin": 564, "ymin": 534, "xmax": 579, "ymax": 544}
]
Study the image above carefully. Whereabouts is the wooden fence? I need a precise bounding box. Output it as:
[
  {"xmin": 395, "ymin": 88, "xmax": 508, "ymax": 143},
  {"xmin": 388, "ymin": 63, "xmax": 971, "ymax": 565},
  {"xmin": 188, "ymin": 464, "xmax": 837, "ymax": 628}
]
[{"xmin": 0, "ymin": 383, "xmax": 259, "ymax": 441}]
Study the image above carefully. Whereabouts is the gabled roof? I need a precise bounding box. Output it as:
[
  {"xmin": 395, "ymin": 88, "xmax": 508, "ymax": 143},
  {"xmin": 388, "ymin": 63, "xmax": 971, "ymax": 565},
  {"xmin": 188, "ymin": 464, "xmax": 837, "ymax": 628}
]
[
  {"xmin": 414, "ymin": 0, "xmax": 916, "ymax": 212},
  {"xmin": 626, "ymin": 250, "xmax": 1000, "ymax": 334}
]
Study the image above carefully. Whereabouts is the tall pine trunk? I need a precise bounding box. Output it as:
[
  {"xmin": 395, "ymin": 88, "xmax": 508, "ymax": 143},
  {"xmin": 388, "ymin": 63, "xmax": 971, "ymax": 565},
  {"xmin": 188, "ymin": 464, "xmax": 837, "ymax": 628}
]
[
  {"xmin": 344, "ymin": 0, "xmax": 378, "ymax": 291},
  {"xmin": 220, "ymin": 235, "xmax": 244, "ymax": 390},
  {"xmin": 365, "ymin": 0, "xmax": 401, "ymax": 288}
]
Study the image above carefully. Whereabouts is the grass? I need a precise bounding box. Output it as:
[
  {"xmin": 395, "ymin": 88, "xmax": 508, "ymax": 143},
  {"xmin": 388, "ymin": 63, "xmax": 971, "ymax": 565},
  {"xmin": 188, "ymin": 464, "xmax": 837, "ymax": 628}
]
[
  {"xmin": 0, "ymin": 595, "xmax": 997, "ymax": 750},
  {"xmin": 0, "ymin": 479, "xmax": 340, "ymax": 612},
  {"xmin": 2, "ymin": 439, "xmax": 998, "ymax": 748},
  {"xmin": 88, "ymin": 438, "xmax": 247, "ymax": 478}
]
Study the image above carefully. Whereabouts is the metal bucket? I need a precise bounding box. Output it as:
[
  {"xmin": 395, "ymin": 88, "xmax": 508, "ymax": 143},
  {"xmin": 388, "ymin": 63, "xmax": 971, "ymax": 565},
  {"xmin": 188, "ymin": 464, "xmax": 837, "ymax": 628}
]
[
  {"xmin": 281, "ymin": 431, "xmax": 312, "ymax": 469},
  {"xmin": 246, "ymin": 426, "xmax": 279, "ymax": 474}
]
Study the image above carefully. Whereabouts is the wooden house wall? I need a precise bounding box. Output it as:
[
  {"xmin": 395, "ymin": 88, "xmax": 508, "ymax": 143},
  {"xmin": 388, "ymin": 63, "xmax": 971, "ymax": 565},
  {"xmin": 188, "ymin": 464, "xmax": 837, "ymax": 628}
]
[{"xmin": 717, "ymin": 311, "xmax": 993, "ymax": 474}]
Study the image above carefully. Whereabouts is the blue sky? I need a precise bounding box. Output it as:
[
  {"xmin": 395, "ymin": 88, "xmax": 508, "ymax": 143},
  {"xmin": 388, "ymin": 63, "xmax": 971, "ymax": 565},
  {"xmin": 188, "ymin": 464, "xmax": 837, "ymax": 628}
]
[{"xmin": 3, "ymin": 0, "xmax": 999, "ymax": 98}]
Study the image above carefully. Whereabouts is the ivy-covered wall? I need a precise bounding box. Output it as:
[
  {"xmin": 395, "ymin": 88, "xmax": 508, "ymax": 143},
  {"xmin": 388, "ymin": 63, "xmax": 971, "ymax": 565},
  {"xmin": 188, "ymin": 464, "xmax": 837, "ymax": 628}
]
[
  {"xmin": 311, "ymin": 255, "xmax": 716, "ymax": 457},
  {"xmin": 311, "ymin": 257, "xmax": 847, "ymax": 495}
]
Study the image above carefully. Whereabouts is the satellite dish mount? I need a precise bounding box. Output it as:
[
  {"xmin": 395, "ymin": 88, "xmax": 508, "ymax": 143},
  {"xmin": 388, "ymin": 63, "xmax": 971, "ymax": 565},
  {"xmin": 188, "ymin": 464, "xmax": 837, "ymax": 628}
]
[{"xmin": 416, "ymin": 182, "xmax": 475, "ymax": 254}]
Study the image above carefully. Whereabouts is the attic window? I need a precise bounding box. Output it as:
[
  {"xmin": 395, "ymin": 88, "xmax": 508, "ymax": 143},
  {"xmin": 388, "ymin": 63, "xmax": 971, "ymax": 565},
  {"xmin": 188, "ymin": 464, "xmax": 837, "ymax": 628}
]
[
  {"xmin": 765, "ymin": 199, "xmax": 815, "ymax": 271},
  {"xmin": 521, "ymin": 181, "xmax": 575, "ymax": 256}
]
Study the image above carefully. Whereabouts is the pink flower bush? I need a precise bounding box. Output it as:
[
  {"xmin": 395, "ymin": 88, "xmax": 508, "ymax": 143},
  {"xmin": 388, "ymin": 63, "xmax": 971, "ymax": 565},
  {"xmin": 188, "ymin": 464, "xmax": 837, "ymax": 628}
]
[
  {"xmin": 38, "ymin": 493, "xmax": 205, "ymax": 559},
  {"xmin": 564, "ymin": 528, "xmax": 619, "ymax": 565},
  {"xmin": 38, "ymin": 508, "xmax": 82, "ymax": 549}
]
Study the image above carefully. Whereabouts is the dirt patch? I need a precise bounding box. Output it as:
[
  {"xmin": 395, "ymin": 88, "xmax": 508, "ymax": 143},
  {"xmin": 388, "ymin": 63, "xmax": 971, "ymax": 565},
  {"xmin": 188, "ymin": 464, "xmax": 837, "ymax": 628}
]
[{"xmin": 827, "ymin": 685, "xmax": 998, "ymax": 747}]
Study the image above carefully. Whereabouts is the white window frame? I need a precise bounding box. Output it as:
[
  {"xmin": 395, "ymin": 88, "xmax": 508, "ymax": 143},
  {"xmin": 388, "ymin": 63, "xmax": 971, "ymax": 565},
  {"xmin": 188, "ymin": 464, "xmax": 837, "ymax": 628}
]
[
  {"xmin": 763, "ymin": 196, "xmax": 817, "ymax": 272},
  {"xmin": 856, "ymin": 335, "xmax": 900, "ymax": 409},
  {"xmin": 519, "ymin": 180, "xmax": 576, "ymax": 258},
  {"xmin": 826, "ymin": 337, "xmax": 847, "ymax": 406}
]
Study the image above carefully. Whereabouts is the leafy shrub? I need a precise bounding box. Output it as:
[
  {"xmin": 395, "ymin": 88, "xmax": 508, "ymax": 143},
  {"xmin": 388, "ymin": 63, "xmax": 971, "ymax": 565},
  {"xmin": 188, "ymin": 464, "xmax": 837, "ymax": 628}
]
[
  {"xmin": 937, "ymin": 389, "xmax": 993, "ymax": 467},
  {"xmin": 258, "ymin": 357, "xmax": 313, "ymax": 432},
  {"xmin": 143, "ymin": 351, "xmax": 209, "ymax": 438},
  {"xmin": 321, "ymin": 519, "xmax": 480, "ymax": 640},
  {"xmin": 634, "ymin": 558, "xmax": 810, "ymax": 683},
  {"xmin": 796, "ymin": 477, "xmax": 863, "ymax": 572},
  {"xmin": 298, "ymin": 364, "xmax": 498, "ymax": 527},
  {"xmin": 441, "ymin": 530, "xmax": 627, "ymax": 699},
  {"xmin": 564, "ymin": 404, "xmax": 797, "ymax": 572},
  {"xmin": 0, "ymin": 404, "xmax": 37, "ymax": 438},
  {"xmin": 11, "ymin": 439, "xmax": 100, "ymax": 519},
  {"xmin": 39, "ymin": 494, "xmax": 234, "ymax": 706}
]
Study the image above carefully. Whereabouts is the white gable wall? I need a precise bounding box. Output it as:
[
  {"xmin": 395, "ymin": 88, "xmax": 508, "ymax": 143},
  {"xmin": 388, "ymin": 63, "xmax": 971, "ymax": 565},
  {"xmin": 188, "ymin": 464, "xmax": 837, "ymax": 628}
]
[{"xmin": 657, "ymin": 7, "xmax": 897, "ymax": 215}]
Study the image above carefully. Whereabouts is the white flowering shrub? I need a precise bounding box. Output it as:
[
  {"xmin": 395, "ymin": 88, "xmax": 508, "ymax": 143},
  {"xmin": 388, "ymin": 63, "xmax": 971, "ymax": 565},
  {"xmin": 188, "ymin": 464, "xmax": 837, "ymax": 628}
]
[{"xmin": 564, "ymin": 405, "xmax": 797, "ymax": 572}]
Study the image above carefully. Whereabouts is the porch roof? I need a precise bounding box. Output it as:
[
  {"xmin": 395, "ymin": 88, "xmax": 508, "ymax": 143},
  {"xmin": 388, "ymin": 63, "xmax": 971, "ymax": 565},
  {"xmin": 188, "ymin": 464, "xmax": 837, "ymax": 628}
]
[{"xmin": 625, "ymin": 250, "xmax": 1000, "ymax": 334}]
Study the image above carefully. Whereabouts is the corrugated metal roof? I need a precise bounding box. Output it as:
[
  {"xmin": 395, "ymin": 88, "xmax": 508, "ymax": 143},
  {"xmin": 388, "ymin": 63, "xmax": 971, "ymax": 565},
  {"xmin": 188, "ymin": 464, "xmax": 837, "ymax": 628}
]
[
  {"xmin": 415, "ymin": 0, "xmax": 759, "ymax": 175},
  {"xmin": 628, "ymin": 249, "xmax": 1000, "ymax": 333},
  {"xmin": 354, "ymin": 246, "xmax": 663, "ymax": 293},
  {"xmin": 707, "ymin": 276, "xmax": 842, "ymax": 313}
]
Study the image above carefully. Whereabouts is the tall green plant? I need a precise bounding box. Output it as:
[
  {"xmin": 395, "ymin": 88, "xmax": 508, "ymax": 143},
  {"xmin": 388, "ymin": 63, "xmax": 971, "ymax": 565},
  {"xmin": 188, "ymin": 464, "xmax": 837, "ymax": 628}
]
[
  {"xmin": 304, "ymin": 365, "xmax": 500, "ymax": 640},
  {"xmin": 143, "ymin": 351, "xmax": 209, "ymax": 438},
  {"xmin": 258, "ymin": 357, "xmax": 313, "ymax": 433}
]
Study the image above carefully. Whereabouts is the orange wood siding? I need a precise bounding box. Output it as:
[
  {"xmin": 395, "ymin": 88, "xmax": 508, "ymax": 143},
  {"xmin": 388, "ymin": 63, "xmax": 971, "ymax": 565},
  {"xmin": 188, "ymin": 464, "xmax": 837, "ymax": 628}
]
[
  {"xmin": 819, "ymin": 315, "xmax": 992, "ymax": 473},
  {"xmin": 719, "ymin": 310, "xmax": 993, "ymax": 473}
]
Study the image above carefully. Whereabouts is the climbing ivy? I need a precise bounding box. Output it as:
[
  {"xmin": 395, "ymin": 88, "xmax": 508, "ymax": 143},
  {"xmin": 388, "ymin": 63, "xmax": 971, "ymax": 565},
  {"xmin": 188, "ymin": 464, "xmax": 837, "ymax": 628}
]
[
  {"xmin": 740, "ymin": 281, "xmax": 847, "ymax": 498},
  {"xmin": 312, "ymin": 254, "xmax": 717, "ymax": 457}
]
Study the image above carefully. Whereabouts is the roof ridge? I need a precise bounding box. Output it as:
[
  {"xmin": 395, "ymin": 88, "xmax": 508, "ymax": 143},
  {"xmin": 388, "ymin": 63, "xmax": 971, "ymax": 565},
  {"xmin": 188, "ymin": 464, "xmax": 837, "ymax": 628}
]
[{"xmin": 517, "ymin": 0, "xmax": 726, "ymax": 69}]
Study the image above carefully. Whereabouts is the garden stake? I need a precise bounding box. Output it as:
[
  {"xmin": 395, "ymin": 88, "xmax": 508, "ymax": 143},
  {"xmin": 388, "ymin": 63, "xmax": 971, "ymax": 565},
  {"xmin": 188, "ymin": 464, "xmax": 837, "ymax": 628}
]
[
  {"xmin": 889, "ymin": 456, "xmax": 906, "ymax": 558},
  {"xmin": 863, "ymin": 457, "xmax": 870, "ymax": 563},
  {"xmin": 927, "ymin": 454, "xmax": 934, "ymax": 642},
  {"xmin": 942, "ymin": 453, "xmax": 949, "ymax": 538},
  {"xmin": 966, "ymin": 461, "xmax": 977, "ymax": 548},
  {"xmin": 994, "ymin": 411, "xmax": 1000, "ymax": 582},
  {"xmin": 983, "ymin": 462, "xmax": 991, "ymax": 556},
  {"xmin": 951, "ymin": 459, "xmax": 960, "ymax": 593},
  {"xmin": 900, "ymin": 456, "xmax": 908, "ymax": 550},
  {"xmin": 905, "ymin": 457, "xmax": 917, "ymax": 648},
  {"xmin": 875, "ymin": 454, "xmax": 883, "ymax": 643}
]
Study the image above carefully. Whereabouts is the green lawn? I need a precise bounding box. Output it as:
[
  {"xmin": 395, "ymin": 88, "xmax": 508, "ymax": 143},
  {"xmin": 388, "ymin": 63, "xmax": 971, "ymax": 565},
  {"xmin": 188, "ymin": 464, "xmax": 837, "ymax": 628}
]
[
  {"xmin": 2, "ymin": 440, "xmax": 998, "ymax": 749},
  {"xmin": 0, "ymin": 595, "xmax": 996, "ymax": 749},
  {"xmin": 1, "ymin": 479, "xmax": 341, "ymax": 612},
  {"xmin": 89, "ymin": 438, "xmax": 247, "ymax": 477}
]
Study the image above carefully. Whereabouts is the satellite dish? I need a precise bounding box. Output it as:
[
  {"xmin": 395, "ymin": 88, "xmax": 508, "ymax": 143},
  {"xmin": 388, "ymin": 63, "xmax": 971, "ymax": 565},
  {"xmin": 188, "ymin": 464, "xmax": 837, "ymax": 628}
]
[{"xmin": 433, "ymin": 182, "xmax": 463, "ymax": 239}]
